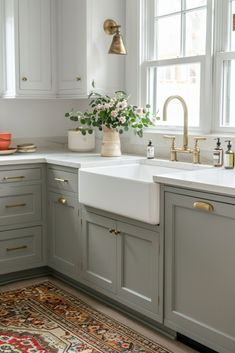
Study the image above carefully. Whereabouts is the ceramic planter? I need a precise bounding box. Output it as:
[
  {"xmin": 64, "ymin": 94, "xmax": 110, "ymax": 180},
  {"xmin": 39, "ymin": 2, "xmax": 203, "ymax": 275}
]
[
  {"xmin": 101, "ymin": 127, "xmax": 121, "ymax": 157},
  {"xmin": 68, "ymin": 129, "xmax": 95, "ymax": 152}
]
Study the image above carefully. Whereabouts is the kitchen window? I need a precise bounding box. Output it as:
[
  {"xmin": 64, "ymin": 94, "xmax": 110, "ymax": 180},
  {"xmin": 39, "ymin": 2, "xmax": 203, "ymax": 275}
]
[{"xmin": 139, "ymin": 0, "xmax": 235, "ymax": 133}]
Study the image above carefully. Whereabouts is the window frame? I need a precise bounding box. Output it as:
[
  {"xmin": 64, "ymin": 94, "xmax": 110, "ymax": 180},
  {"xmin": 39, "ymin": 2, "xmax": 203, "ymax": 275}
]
[{"xmin": 140, "ymin": 0, "xmax": 213, "ymax": 134}]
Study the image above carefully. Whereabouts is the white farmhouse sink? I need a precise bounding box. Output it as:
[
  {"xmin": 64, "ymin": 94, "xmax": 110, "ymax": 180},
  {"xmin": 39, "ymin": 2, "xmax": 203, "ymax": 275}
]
[{"xmin": 79, "ymin": 160, "xmax": 204, "ymax": 225}]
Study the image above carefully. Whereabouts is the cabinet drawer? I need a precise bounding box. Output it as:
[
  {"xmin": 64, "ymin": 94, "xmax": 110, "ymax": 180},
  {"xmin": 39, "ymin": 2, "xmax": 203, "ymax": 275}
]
[
  {"xmin": 0, "ymin": 226, "xmax": 42, "ymax": 274},
  {"xmin": 0, "ymin": 168, "xmax": 41, "ymax": 184},
  {"xmin": 47, "ymin": 167, "xmax": 77, "ymax": 193},
  {"xmin": 0, "ymin": 185, "xmax": 41, "ymax": 226}
]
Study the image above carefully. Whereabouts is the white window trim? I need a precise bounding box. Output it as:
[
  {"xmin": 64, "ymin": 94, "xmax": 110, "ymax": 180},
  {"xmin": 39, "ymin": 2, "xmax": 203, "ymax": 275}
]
[{"xmin": 139, "ymin": 0, "xmax": 213, "ymax": 134}]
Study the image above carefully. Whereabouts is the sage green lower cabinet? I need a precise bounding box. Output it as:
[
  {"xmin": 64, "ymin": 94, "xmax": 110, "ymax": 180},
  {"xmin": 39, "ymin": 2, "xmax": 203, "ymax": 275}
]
[
  {"xmin": 47, "ymin": 165, "xmax": 80, "ymax": 280},
  {"xmin": 48, "ymin": 191, "xmax": 79, "ymax": 279},
  {"xmin": 81, "ymin": 208, "xmax": 162, "ymax": 322},
  {"xmin": 164, "ymin": 188, "xmax": 235, "ymax": 353}
]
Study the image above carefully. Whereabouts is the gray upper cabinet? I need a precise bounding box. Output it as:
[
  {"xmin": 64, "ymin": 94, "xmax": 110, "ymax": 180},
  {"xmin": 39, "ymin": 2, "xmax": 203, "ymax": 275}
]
[
  {"xmin": 164, "ymin": 188, "xmax": 235, "ymax": 353},
  {"xmin": 81, "ymin": 208, "xmax": 162, "ymax": 322}
]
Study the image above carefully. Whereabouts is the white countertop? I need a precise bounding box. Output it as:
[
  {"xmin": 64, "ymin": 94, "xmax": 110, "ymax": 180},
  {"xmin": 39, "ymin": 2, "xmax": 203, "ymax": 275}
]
[
  {"xmin": 154, "ymin": 167, "xmax": 235, "ymax": 196},
  {"xmin": 0, "ymin": 148, "xmax": 143, "ymax": 168},
  {"xmin": 1, "ymin": 148, "xmax": 235, "ymax": 197}
]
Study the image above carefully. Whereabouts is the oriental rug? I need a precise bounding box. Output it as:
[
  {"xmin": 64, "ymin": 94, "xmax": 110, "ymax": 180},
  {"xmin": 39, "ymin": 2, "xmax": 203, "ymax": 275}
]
[{"xmin": 0, "ymin": 281, "xmax": 172, "ymax": 353}]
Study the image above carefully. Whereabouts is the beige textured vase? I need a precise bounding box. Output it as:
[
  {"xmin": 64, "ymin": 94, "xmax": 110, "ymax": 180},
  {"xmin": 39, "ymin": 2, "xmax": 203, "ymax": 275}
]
[{"xmin": 101, "ymin": 127, "xmax": 121, "ymax": 157}]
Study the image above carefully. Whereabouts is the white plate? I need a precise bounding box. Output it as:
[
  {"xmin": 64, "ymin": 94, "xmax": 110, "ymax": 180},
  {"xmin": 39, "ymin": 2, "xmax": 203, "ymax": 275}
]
[
  {"xmin": 17, "ymin": 148, "xmax": 37, "ymax": 153},
  {"xmin": 0, "ymin": 148, "xmax": 17, "ymax": 155}
]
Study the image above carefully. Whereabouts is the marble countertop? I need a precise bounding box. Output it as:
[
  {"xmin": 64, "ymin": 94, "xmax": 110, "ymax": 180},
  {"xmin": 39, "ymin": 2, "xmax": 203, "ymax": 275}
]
[
  {"xmin": 1, "ymin": 147, "xmax": 235, "ymax": 197},
  {"xmin": 0, "ymin": 148, "xmax": 143, "ymax": 168},
  {"xmin": 154, "ymin": 167, "xmax": 235, "ymax": 196}
]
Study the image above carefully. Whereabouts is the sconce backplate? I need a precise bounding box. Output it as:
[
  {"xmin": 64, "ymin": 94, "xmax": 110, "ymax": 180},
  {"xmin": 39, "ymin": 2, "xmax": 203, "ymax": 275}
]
[{"xmin": 103, "ymin": 19, "xmax": 118, "ymax": 35}]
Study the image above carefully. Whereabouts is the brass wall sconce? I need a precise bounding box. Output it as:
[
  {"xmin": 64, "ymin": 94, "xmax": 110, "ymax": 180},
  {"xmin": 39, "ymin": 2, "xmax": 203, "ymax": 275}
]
[{"xmin": 103, "ymin": 19, "xmax": 127, "ymax": 55}]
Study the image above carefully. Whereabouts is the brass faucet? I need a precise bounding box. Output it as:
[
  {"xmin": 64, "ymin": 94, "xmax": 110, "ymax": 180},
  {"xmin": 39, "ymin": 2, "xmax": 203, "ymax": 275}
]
[{"xmin": 163, "ymin": 95, "xmax": 206, "ymax": 163}]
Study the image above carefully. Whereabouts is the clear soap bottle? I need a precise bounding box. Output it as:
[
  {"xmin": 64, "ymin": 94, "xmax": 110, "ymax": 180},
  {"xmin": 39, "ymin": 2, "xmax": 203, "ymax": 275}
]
[
  {"xmin": 213, "ymin": 138, "xmax": 223, "ymax": 167},
  {"xmin": 147, "ymin": 140, "xmax": 154, "ymax": 159},
  {"xmin": 224, "ymin": 140, "xmax": 234, "ymax": 169}
]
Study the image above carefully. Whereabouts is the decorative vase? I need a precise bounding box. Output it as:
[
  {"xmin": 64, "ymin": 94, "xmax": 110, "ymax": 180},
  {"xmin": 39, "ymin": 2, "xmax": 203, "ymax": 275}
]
[
  {"xmin": 68, "ymin": 129, "xmax": 95, "ymax": 152},
  {"xmin": 101, "ymin": 127, "xmax": 121, "ymax": 157}
]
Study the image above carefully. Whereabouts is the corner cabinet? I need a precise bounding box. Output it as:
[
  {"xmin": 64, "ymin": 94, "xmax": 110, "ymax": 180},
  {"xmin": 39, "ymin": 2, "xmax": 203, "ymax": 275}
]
[
  {"xmin": 164, "ymin": 187, "xmax": 235, "ymax": 353},
  {"xmin": 47, "ymin": 165, "xmax": 80, "ymax": 280},
  {"xmin": 81, "ymin": 207, "xmax": 163, "ymax": 323}
]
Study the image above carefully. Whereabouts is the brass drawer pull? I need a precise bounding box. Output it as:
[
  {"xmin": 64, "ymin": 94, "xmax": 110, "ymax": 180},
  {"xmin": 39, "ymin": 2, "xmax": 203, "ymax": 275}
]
[
  {"xmin": 76, "ymin": 76, "xmax": 81, "ymax": 81},
  {"xmin": 58, "ymin": 197, "xmax": 67, "ymax": 205},
  {"xmin": 5, "ymin": 203, "xmax": 26, "ymax": 209},
  {"xmin": 3, "ymin": 176, "xmax": 25, "ymax": 181},
  {"xmin": 22, "ymin": 77, "xmax": 28, "ymax": 81},
  {"xmin": 114, "ymin": 230, "xmax": 121, "ymax": 235},
  {"xmin": 109, "ymin": 228, "xmax": 115, "ymax": 234},
  {"xmin": 193, "ymin": 201, "xmax": 214, "ymax": 212},
  {"xmin": 54, "ymin": 177, "xmax": 69, "ymax": 183},
  {"xmin": 6, "ymin": 245, "xmax": 27, "ymax": 252}
]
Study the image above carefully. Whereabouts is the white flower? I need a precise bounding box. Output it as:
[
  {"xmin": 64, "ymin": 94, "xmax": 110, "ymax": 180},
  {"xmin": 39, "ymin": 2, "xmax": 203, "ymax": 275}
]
[
  {"xmin": 118, "ymin": 116, "xmax": 126, "ymax": 124},
  {"xmin": 116, "ymin": 100, "xmax": 128, "ymax": 110},
  {"xmin": 135, "ymin": 106, "xmax": 143, "ymax": 115},
  {"xmin": 111, "ymin": 110, "xmax": 118, "ymax": 118}
]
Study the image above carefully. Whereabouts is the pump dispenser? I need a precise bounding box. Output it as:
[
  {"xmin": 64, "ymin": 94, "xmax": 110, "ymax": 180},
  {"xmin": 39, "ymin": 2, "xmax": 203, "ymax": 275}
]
[
  {"xmin": 224, "ymin": 140, "xmax": 234, "ymax": 169},
  {"xmin": 147, "ymin": 140, "xmax": 154, "ymax": 159},
  {"xmin": 213, "ymin": 138, "xmax": 223, "ymax": 167}
]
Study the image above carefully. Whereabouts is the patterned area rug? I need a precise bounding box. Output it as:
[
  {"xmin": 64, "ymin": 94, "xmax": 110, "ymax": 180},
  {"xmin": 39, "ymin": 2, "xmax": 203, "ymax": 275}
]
[{"xmin": 0, "ymin": 281, "xmax": 172, "ymax": 353}]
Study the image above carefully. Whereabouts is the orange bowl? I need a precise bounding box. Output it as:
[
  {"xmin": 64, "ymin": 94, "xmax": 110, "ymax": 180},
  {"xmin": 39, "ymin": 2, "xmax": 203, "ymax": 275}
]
[{"xmin": 0, "ymin": 132, "xmax": 12, "ymax": 150}]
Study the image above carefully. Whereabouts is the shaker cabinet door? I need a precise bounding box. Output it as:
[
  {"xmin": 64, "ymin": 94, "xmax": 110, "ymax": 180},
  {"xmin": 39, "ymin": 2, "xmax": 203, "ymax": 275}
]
[
  {"xmin": 56, "ymin": 0, "xmax": 86, "ymax": 96},
  {"xmin": 18, "ymin": 0, "xmax": 52, "ymax": 92},
  {"xmin": 164, "ymin": 191, "xmax": 235, "ymax": 353},
  {"xmin": 82, "ymin": 211, "xmax": 117, "ymax": 293},
  {"xmin": 48, "ymin": 191, "xmax": 79, "ymax": 279},
  {"xmin": 116, "ymin": 221, "xmax": 162, "ymax": 322}
]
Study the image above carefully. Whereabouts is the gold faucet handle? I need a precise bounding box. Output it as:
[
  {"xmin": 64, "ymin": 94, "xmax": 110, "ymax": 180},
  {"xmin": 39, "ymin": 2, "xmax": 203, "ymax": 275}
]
[
  {"xmin": 164, "ymin": 135, "xmax": 176, "ymax": 148},
  {"xmin": 193, "ymin": 136, "xmax": 206, "ymax": 149}
]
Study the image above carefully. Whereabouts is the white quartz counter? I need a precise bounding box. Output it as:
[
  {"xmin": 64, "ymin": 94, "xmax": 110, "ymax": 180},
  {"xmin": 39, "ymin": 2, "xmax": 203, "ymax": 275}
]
[
  {"xmin": 154, "ymin": 167, "xmax": 235, "ymax": 196},
  {"xmin": 0, "ymin": 148, "xmax": 143, "ymax": 168}
]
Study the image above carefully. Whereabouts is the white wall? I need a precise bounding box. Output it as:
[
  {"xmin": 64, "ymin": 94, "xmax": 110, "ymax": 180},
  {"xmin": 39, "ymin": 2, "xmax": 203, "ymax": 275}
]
[{"xmin": 0, "ymin": 98, "xmax": 88, "ymax": 139}]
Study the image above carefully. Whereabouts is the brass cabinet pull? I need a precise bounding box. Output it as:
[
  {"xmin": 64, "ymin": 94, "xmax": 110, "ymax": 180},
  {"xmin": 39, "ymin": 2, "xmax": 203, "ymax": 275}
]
[
  {"xmin": 76, "ymin": 76, "xmax": 81, "ymax": 81},
  {"xmin": 3, "ymin": 176, "xmax": 25, "ymax": 181},
  {"xmin": 22, "ymin": 77, "xmax": 28, "ymax": 81},
  {"xmin": 57, "ymin": 197, "xmax": 67, "ymax": 205},
  {"xmin": 54, "ymin": 177, "xmax": 69, "ymax": 183},
  {"xmin": 114, "ymin": 230, "xmax": 121, "ymax": 235},
  {"xmin": 193, "ymin": 201, "xmax": 214, "ymax": 212},
  {"xmin": 109, "ymin": 228, "xmax": 115, "ymax": 234},
  {"xmin": 5, "ymin": 203, "xmax": 26, "ymax": 209},
  {"xmin": 6, "ymin": 245, "xmax": 27, "ymax": 252}
]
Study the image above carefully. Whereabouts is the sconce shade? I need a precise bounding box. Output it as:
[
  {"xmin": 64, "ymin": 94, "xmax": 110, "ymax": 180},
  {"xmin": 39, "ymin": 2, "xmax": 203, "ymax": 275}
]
[
  {"xmin": 104, "ymin": 19, "xmax": 127, "ymax": 55},
  {"xmin": 108, "ymin": 31, "xmax": 127, "ymax": 55}
]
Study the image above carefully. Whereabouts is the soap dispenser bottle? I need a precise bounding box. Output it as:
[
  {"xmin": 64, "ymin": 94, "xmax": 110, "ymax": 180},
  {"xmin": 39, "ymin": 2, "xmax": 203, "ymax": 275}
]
[
  {"xmin": 224, "ymin": 140, "xmax": 234, "ymax": 169},
  {"xmin": 147, "ymin": 140, "xmax": 154, "ymax": 159},
  {"xmin": 213, "ymin": 138, "xmax": 223, "ymax": 167}
]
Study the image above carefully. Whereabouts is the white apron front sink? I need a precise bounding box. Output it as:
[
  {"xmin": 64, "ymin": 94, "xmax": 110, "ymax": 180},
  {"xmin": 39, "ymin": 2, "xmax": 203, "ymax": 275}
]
[{"xmin": 79, "ymin": 161, "xmax": 191, "ymax": 224}]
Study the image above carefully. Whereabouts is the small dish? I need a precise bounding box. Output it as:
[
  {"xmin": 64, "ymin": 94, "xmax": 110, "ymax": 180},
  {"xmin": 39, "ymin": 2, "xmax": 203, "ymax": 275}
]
[
  {"xmin": 0, "ymin": 148, "xmax": 17, "ymax": 155},
  {"xmin": 17, "ymin": 148, "xmax": 37, "ymax": 153}
]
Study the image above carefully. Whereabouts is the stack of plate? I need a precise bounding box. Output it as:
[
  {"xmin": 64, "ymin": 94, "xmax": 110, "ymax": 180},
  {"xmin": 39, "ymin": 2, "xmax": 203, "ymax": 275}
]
[{"xmin": 17, "ymin": 143, "xmax": 37, "ymax": 153}]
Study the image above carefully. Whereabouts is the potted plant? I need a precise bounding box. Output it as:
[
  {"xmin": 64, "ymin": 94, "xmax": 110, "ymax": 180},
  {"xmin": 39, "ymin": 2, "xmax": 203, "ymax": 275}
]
[
  {"xmin": 66, "ymin": 90, "xmax": 158, "ymax": 156},
  {"xmin": 65, "ymin": 110, "xmax": 95, "ymax": 152}
]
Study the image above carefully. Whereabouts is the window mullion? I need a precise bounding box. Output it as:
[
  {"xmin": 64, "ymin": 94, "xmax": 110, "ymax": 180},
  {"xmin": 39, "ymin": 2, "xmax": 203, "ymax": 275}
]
[{"xmin": 181, "ymin": 0, "xmax": 186, "ymax": 56}]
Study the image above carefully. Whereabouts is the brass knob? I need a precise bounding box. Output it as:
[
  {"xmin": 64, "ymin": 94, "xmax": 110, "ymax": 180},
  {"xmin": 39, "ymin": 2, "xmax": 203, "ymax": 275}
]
[
  {"xmin": 58, "ymin": 197, "xmax": 67, "ymax": 205},
  {"xmin": 22, "ymin": 77, "xmax": 28, "ymax": 81},
  {"xmin": 109, "ymin": 228, "xmax": 115, "ymax": 234},
  {"xmin": 76, "ymin": 76, "xmax": 81, "ymax": 81},
  {"xmin": 114, "ymin": 230, "xmax": 121, "ymax": 235}
]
